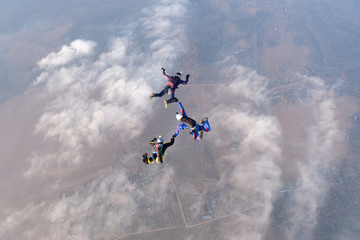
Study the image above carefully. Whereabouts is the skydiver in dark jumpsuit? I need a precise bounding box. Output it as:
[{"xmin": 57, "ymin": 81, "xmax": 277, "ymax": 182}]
[
  {"xmin": 148, "ymin": 67, "xmax": 190, "ymax": 108},
  {"xmin": 142, "ymin": 136, "xmax": 175, "ymax": 164}
]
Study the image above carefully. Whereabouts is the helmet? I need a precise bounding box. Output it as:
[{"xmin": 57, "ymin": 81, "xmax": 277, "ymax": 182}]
[
  {"xmin": 176, "ymin": 112, "xmax": 183, "ymax": 120},
  {"xmin": 157, "ymin": 136, "xmax": 163, "ymax": 144},
  {"xmin": 150, "ymin": 138, "xmax": 157, "ymax": 145},
  {"xmin": 175, "ymin": 72, "xmax": 182, "ymax": 78}
]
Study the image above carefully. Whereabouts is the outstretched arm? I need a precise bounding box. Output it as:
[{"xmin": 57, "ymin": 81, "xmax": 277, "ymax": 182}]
[
  {"xmin": 182, "ymin": 74, "xmax": 190, "ymax": 85},
  {"xmin": 161, "ymin": 67, "xmax": 170, "ymax": 80},
  {"xmin": 177, "ymin": 74, "xmax": 190, "ymax": 86},
  {"xmin": 173, "ymin": 123, "xmax": 185, "ymax": 137},
  {"xmin": 169, "ymin": 136, "xmax": 175, "ymax": 145},
  {"xmin": 162, "ymin": 137, "xmax": 175, "ymax": 153},
  {"xmin": 177, "ymin": 101, "xmax": 187, "ymax": 117}
]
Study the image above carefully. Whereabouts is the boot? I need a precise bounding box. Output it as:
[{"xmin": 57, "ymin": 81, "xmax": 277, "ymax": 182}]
[
  {"xmin": 199, "ymin": 131, "xmax": 203, "ymax": 140},
  {"xmin": 148, "ymin": 93, "xmax": 154, "ymax": 100},
  {"xmin": 142, "ymin": 153, "xmax": 148, "ymax": 164},
  {"xmin": 200, "ymin": 117, "xmax": 208, "ymax": 124}
]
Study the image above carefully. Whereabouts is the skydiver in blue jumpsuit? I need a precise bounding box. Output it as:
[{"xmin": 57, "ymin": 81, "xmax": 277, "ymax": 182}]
[
  {"xmin": 173, "ymin": 101, "xmax": 211, "ymax": 142},
  {"xmin": 148, "ymin": 68, "xmax": 190, "ymax": 108},
  {"xmin": 142, "ymin": 136, "xmax": 175, "ymax": 164}
]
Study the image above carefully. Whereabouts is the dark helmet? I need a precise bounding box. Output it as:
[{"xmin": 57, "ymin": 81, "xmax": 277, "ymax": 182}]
[
  {"xmin": 150, "ymin": 138, "xmax": 157, "ymax": 145},
  {"xmin": 175, "ymin": 72, "xmax": 182, "ymax": 78}
]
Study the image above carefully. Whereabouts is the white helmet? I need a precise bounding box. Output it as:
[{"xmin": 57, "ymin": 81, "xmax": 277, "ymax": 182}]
[
  {"xmin": 157, "ymin": 136, "xmax": 163, "ymax": 144},
  {"xmin": 176, "ymin": 112, "xmax": 183, "ymax": 121}
]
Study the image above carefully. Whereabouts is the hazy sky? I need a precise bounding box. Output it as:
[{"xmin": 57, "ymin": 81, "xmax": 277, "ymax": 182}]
[{"xmin": 0, "ymin": 0, "xmax": 349, "ymax": 239}]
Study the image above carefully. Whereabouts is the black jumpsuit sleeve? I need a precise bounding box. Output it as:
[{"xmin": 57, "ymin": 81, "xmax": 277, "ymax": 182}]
[{"xmin": 161, "ymin": 137, "xmax": 175, "ymax": 155}]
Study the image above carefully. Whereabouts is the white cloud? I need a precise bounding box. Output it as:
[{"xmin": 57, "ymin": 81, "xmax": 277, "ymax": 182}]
[
  {"xmin": 284, "ymin": 76, "xmax": 342, "ymax": 239},
  {"xmin": 1, "ymin": 0, "xmax": 190, "ymax": 239},
  {"xmin": 27, "ymin": 0, "xmax": 189, "ymax": 176},
  {"xmin": 0, "ymin": 203, "xmax": 47, "ymax": 240},
  {"xmin": 141, "ymin": 1, "xmax": 188, "ymax": 62},
  {"xmin": 1, "ymin": 164, "xmax": 180, "ymax": 240},
  {"xmin": 1, "ymin": 168, "xmax": 139, "ymax": 240},
  {"xmin": 181, "ymin": 63, "xmax": 341, "ymax": 240},
  {"xmin": 41, "ymin": 169, "xmax": 140, "ymax": 239},
  {"xmin": 204, "ymin": 62, "xmax": 282, "ymax": 240},
  {"xmin": 37, "ymin": 39, "xmax": 97, "ymax": 71},
  {"xmin": 3, "ymin": 0, "xmax": 343, "ymax": 239}
]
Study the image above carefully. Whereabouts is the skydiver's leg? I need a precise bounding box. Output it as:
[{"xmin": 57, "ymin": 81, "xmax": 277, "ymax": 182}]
[
  {"xmin": 142, "ymin": 153, "xmax": 154, "ymax": 164},
  {"xmin": 193, "ymin": 124, "xmax": 204, "ymax": 140},
  {"xmin": 165, "ymin": 88, "xmax": 178, "ymax": 104},
  {"xmin": 154, "ymin": 89, "xmax": 166, "ymax": 97},
  {"xmin": 190, "ymin": 126, "xmax": 200, "ymax": 141},
  {"xmin": 142, "ymin": 153, "xmax": 148, "ymax": 163},
  {"xmin": 164, "ymin": 87, "xmax": 176, "ymax": 108},
  {"xmin": 199, "ymin": 119, "xmax": 211, "ymax": 132},
  {"xmin": 155, "ymin": 154, "xmax": 164, "ymax": 164},
  {"xmin": 166, "ymin": 97, "xmax": 178, "ymax": 104},
  {"xmin": 192, "ymin": 130, "xmax": 200, "ymax": 141},
  {"xmin": 199, "ymin": 130, "xmax": 203, "ymax": 140},
  {"xmin": 149, "ymin": 86, "xmax": 168, "ymax": 100},
  {"xmin": 165, "ymin": 88, "xmax": 175, "ymax": 101}
]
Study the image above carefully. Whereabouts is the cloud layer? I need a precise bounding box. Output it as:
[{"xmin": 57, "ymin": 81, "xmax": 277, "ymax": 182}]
[
  {"xmin": 284, "ymin": 77, "xmax": 342, "ymax": 240},
  {"xmin": 206, "ymin": 61, "xmax": 283, "ymax": 240},
  {"xmin": 25, "ymin": 0, "xmax": 190, "ymax": 177},
  {"xmin": 37, "ymin": 39, "xmax": 97, "ymax": 70},
  {"xmin": 1, "ymin": 0, "xmax": 190, "ymax": 239},
  {"xmin": 0, "ymin": 0, "xmax": 343, "ymax": 239},
  {"xmin": 173, "ymin": 60, "xmax": 342, "ymax": 240}
]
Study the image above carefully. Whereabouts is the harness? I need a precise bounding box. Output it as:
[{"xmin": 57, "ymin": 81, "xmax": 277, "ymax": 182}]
[
  {"xmin": 181, "ymin": 116, "xmax": 197, "ymax": 130},
  {"xmin": 153, "ymin": 143, "xmax": 163, "ymax": 154},
  {"xmin": 153, "ymin": 143, "xmax": 164, "ymax": 164},
  {"xmin": 166, "ymin": 76, "xmax": 178, "ymax": 88}
]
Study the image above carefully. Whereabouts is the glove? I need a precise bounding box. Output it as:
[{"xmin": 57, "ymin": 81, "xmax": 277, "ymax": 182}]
[
  {"xmin": 186, "ymin": 74, "xmax": 190, "ymax": 80},
  {"xmin": 161, "ymin": 67, "xmax": 165, "ymax": 72}
]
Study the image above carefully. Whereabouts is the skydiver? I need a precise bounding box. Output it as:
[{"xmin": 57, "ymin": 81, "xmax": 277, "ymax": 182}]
[
  {"xmin": 173, "ymin": 101, "xmax": 211, "ymax": 142},
  {"xmin": 148, "ymin": 67, "xmax": 190, "ymax": 108},
  {"xmin": 142, "ymin": 136, "xmax": 175, "ymax": 164}
]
